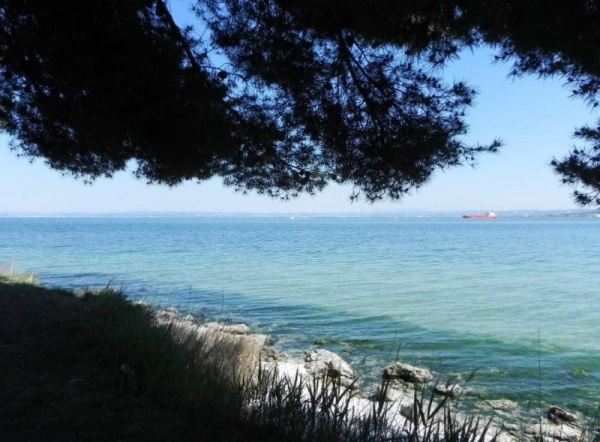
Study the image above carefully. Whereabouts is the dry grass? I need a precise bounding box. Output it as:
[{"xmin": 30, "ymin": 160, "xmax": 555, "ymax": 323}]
[{"xmin": 0, "ymin": 265, "xmax": 37, "ymax": 284}]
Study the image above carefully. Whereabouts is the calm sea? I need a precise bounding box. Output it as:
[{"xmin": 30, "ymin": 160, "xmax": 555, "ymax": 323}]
[{"xmin": 1, "ymin": 216, "xmax": 599, "ymax": 412}]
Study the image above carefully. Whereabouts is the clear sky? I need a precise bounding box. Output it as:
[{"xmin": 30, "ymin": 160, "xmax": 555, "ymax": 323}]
[{"xmin": 1, "ymin": 2, "xmax": 598, "ymax": 214}]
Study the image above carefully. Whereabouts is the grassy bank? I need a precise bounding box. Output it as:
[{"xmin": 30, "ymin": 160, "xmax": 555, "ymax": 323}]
[
  {"xmin": 0, "ymin": 270, "xmax": 251, "ymax": 440},
  {"xmin": 1, "ymin": 269, "xmax": 595, "ymax": 441}
]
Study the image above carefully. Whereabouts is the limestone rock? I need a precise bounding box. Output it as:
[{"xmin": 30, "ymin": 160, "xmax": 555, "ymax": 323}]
[
  {"xmin": 261, "ymin": 359, "xmax": 309, "ymax": 385},
  {"xmin": 397, "ymin": 398, "xmax": 444, "ymax": 424},
  {"xmin": 155, "ymin": 308, "xmax": 178, "ymax": 322},
  {"xmin": 399, "ymin": 403, "xmax": 415, "ymax": 420},
  {"xmin": 182, "ymin": 314, "xmax": 198, "ymax": 325},
  {"xmin": 501, "ymin": 423, "xmax": 520, "ymax": 435},
  {"xmin": 206, "ymin": 322, "xmax": 251, "ymax": 335},
  {"xmin": 369, "ymin": 383, "xmax": 413, "ymax": 403},
  {"xmin": 383, "ymin": 362, "xmax": 434, "ymax": 384},
  {"xmin": 548, "ymin": 406, "xmax": 577, "ymax": 424},
  {"xmin": 522, "ymin": 421, "xmax": 581, "ymax": 442},
  {"xmin": 479, "ymin": 399, "xmax": 519, "ymax": 412},
  {"xmin": 132, "ymin": 300, "xmax": 152, "ymax": 310},
  {"xmin": 264, "ymin": 335, "xmax": 276, "ymax": 346},
  {"xmin": 304, "ymin": 349, "xmax": 358, "ymax": 388},
  {"xmin": 260, "ymin": 344, "xmax": 278, "ymax": 363},
  {"xmin": 434, "ymin": 383, "xmax": 462, "ymax": 398}
]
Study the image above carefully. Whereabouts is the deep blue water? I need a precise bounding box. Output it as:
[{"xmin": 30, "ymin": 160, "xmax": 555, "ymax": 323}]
[{"xmin": 1, "ymin": 215, "xmax": 599, "ymax": 412}]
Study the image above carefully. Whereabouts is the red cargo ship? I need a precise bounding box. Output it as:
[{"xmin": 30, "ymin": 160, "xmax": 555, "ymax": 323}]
[{"xmin": 462, "ymin": 212, "xmax": 498, "ymax": 219}]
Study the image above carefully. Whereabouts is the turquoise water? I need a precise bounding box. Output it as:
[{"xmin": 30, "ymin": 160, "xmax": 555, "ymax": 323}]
[{"xmin": 1, "ymin": 216, "xmax": 599, "ymax": 411}]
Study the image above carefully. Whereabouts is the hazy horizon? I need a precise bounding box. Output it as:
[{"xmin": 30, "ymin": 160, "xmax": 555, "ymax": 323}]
[{"xmin": 0, "ymin": 207, "xmax": 595, "ymax": 217}]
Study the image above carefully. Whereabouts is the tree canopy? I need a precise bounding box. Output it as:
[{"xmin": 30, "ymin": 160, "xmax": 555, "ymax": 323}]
[{"xmin": 1, "ymin": 0, "xmax": 600, "ymax": 203}]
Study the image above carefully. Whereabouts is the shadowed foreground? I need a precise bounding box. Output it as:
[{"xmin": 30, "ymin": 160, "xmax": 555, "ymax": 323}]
[
  {"xmin": 3, "ymin": 272, "xmax": 593, "ymax": 442},
  {"xmin": 0, "ymin": 274, "xmax": 270, "ymax": 441}
]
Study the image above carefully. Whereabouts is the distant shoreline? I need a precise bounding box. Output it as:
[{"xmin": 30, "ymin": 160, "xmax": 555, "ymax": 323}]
[{"xmin": 0, "ymin": 209, "xmax": 598, "ymax": 219}]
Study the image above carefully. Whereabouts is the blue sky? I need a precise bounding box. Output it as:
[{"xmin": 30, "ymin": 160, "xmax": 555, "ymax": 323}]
[{"xmin": 1, "ymin": 2, "xmax": 598, "ymax": 214}]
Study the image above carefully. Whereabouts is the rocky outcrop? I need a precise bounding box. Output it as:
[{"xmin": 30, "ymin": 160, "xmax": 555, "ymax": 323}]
[
  {"xmin": 182, "ymin": 314, "xmax": 198, "ymax": 325},
  {"xmin": 304, "ymin": 349, "xmax": 359, "ymax": 389},
  {"xmin": 155, "ymin": 307, "xmax": 179, "ymax": 322},
  {"xmin": 503, "ymin": 420, "xmax": 581, "ymax": 442},
  {"xmin": 383, "ymin": 362, "xmax": 434, "ymax": 384},
  {"xmin": 476, "ymin": 399, "xmax": 521, "ymax": 420},
  {"xmin": 479, "ymin": 399, "xmax": 519, "ymax": 413},
  {"xmin": 151, "ymin": 305, "xmax": 588, "ymax": 442},
  {"xmin": 205, "ymin": 322, "xmax": 251, "ymax": 335},
  {"xmin": 369, "ymin": 382, "xmax": 414, "ymax": 403},
  {"xmin": 434, "ymin": 383, "xmax": 462, "ymax": 398},
  {"xmin": 547, "ymin": 406, "xmax": 577, "ymax": 424}
]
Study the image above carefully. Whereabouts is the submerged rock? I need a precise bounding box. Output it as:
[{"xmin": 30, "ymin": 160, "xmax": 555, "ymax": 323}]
[
  {"xmin": 383, "ymin": 362, "xmax": 434, "ymax": 384},
  {"xmin": 479, "ymin": 399, "xmax": 519, "ymax": 413},
  {"xmin": 569, "ymin": 368, "xmax": 588, "ymax": 378}
]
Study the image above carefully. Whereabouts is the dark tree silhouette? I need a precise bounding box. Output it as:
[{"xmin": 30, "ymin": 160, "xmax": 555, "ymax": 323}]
[{"xmin": 1, "ymin": 0, "xmax": 599, "ymax": 203}]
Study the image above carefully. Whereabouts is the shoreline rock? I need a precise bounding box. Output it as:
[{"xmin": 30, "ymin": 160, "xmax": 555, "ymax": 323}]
[
  {"xmin": 304, "ymin": 348, "xmax": 359, "ymax": 389},
  {"xmin": 152, "ymin": 306, "xmax": 585, "ymax": 442},
  {"xmin": 434, "ymin": 383, "xmax": 462, "ymax": 398},
  {"xmin": 383, "ymin": 362, "xmax": 434, "ymax": 384},
  {"xmin": 548, "ymin": 406, "xmax": 578, "ymax": 424}
]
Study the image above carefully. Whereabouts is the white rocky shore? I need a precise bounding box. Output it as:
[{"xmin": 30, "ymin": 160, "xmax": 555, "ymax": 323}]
[{"xmin": 152, "ymin": 306, "xmax": 589, "ymax": 442}]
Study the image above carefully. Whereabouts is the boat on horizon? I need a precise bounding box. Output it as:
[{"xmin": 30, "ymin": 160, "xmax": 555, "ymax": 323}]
[{"xmin": 462, "ymin": 212, "xmax": 498, "ymax": 219}]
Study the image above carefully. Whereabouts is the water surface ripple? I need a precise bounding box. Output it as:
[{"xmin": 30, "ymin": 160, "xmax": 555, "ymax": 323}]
[{"xmin": 1, "ymin": 216, "xmax": 599, "ymax": 410}]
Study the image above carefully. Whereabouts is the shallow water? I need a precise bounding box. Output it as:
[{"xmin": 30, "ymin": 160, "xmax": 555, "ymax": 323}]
[{"xmin": 1, "ymin": 215, "xmax": 599, "ymax": 411}]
